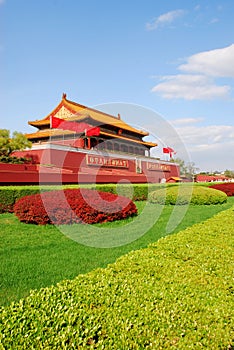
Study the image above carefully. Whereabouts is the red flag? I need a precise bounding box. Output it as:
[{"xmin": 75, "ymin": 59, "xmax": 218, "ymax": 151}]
[
  {"xmin": 163, "ymin": 147, "xmax": 175, "ymax": 157},
  {"xmin": 86, "ymin": 127, "xmax": 100, "ymax": 137},
  {"xmin": 163, "ymin": 147, "xmax": 174, "ymax": 153}
]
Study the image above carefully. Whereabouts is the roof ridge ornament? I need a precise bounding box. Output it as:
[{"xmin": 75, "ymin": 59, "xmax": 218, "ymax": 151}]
[{"xmin": 62, "ymin": 93, "xmax": 67, "ymax": 100}]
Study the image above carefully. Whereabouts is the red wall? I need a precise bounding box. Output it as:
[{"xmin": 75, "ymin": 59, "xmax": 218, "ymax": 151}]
[{"xmin": 2, "ymin": 146, "xmax": 179, "ymax": 185}]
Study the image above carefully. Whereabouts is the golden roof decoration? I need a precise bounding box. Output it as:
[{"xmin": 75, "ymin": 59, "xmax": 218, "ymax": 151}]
[{"xmin": 28, "ymin": 94, "xmax": 149, "ymax": 136}]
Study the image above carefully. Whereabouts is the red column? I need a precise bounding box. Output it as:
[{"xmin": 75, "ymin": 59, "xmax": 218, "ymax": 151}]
[{"xmin": 87, "ymin": 137, "xmax": 91, "ymax": 149}]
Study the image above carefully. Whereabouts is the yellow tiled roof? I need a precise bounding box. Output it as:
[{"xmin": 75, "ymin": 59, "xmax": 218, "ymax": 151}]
[
  {"xmin": 26, "ymin": 129, "xmax": 76, "ymax": 140},
  {"xmin": 26, "ymin": 128, "xmax": 157, "ymax": 148},
  {"xmin": 167, "ymin": 177, "xmax": 182, "ymax": 181},
  {"xmin": 100, "ymin": 131, "xmax": 157, "ymax": 147},
  {"xmin": 28, "ymin": 94, "xmax": 149, "ymax": 136}
]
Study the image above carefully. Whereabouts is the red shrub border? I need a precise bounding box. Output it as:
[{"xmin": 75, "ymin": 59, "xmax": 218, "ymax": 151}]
[
  {"xmin": 14, "ymin": 188, "xmax": 137, "ymax": 225},
  {"xmin": 209, "ymin": 183, "xmax": 234, "ymax": 196}
]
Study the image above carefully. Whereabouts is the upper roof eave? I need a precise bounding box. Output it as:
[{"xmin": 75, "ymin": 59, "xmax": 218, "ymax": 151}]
[
  {"xmin": 25, "ymin": 129, "xmax": 157, "ymax": 148},
  {"xmin": 28, "ymin": 94, "xmax": 149, "ymax": 136}
]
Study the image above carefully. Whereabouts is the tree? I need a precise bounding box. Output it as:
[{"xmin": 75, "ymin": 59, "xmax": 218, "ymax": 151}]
[
  {"xmin": 224, "ymin": 169, "xmax": 234, "ymax": 178},
  {"xmin": 186, "ymin": 161, "xmax": 200, "ymax": 181},
  {"xmin": 171, "ymin": 158, "xmax": 199, "ymax": 181},
  {"xmin": 0, "ymin": 129, "xmax": 32, "ymax": 163}
]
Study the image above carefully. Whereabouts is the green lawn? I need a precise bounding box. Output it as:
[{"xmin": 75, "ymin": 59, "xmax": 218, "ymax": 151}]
[{"xmin": 1, "ymin": 197, "xmax": 234, "ymax": 306}]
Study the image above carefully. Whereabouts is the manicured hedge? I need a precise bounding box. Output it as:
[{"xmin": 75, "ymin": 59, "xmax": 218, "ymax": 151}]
[
  {"xmin": 0, "ymin": 186, "xmax": 44, "ymax": 213},
  {"xmin": 0, "ymin": 184, "xmax": 162, "ymax": 213},
  {"xmin": 14, "ymin": 188, "xmax": 137, "ymax": 225},
  {"xmin": 209, "ymin": 182, "xmax": 234, "ymax": 196},
  {"xmin": 1, "ymin": 183, "xmax": 229, "ymax": 214},
  {"xmin": 92, "ymin": 183, "xmax": 161, "ymax": 201},
  {"xmin": 0, "ymin": 207, "xmax": 233, "ymax": 348},
  {"xmin": 149, "ymin": 185, "xmax": 227, "ymax": 205}
]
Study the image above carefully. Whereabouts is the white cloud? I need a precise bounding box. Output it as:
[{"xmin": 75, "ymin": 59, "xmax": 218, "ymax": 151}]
[
  {"xmin": 151, "ymin": 74, "xmax": 230, "ymax": 100},
  {"xmin": 210, "ymin": 18, "xmax": 219, "ymax": 24},
  {"xmin": 179, "ymin": 44, "xmax": 234, "ymax": 77},
  {"xmin": 174, "ymin": 124, "xmax": 234, "ymax": 145},
  {"xmin": 171, "ymin": 117, "xmax": 204, "ymax": 125},
  {"xmin": 146, "ymin": 9, "xmax": 185, "ymax": 31},
  {"xmin": 173, "ymin": 123, "xmax": 234, "ymax": 171},
  {"xmin": 151, "ymin": 44, "xmax": 234, "ymax": 100},
  {"xmin": 145, "ymin": 114, "xmax": 234, "ymax": 171},
  {"xmin": 194, "ymin": 5, "xmax": 201, "ymax": 11},
  {"xmin": 192, "ymin": 143, "xmax": 234, "ymax": 171}
]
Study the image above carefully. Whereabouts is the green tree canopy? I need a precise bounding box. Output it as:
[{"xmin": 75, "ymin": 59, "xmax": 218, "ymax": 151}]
[
  {"xmin": 0, "ymin": 129, "xmax": 32, "ymax": 163},
  {"xmin": 171, "ymin": 158, "xmax": 199, "ymax": 180},
  {"xmin": 0, "ymin": 129, "xmax": 32, "ymax": 156},
  {"xmin": 224, "ymin": 169, "xmax": 234, "ymax": 178}
]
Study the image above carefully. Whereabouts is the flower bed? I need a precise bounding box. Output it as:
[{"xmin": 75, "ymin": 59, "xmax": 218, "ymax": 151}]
[
  {"xmin": 13, "ymin": 188, "xmax": 137, "ymax": 225},
  {"xmin": 209, "ymin": 182, "xmax": 234, "ymax": 196}
]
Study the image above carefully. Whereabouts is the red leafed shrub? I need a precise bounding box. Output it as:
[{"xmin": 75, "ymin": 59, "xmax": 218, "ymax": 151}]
[
  {"xmin": 209, "ymin": 183, "xmax": 234, "ymax": 196},
  {"xmin": 13, "ymin": 189, "xmax": 137, "ymax": 225}
]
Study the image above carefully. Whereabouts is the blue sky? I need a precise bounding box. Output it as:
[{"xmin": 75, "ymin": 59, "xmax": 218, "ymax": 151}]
[{"xmin": 1, "ymin": 0, "xmax": 234, "ymax": 172}]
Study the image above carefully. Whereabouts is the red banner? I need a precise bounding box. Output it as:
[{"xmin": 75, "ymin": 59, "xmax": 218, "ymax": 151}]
[
  {"xmin": 50, "ymin": 116, "xmax": 63, "ymax": 129},
  {"xmin": 50, "ymin": 116, "xmax": 100, "ymax": 136},
  {"xmin": 85, "ymin": 126, "xmax": 100, "ymax": 137}
]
